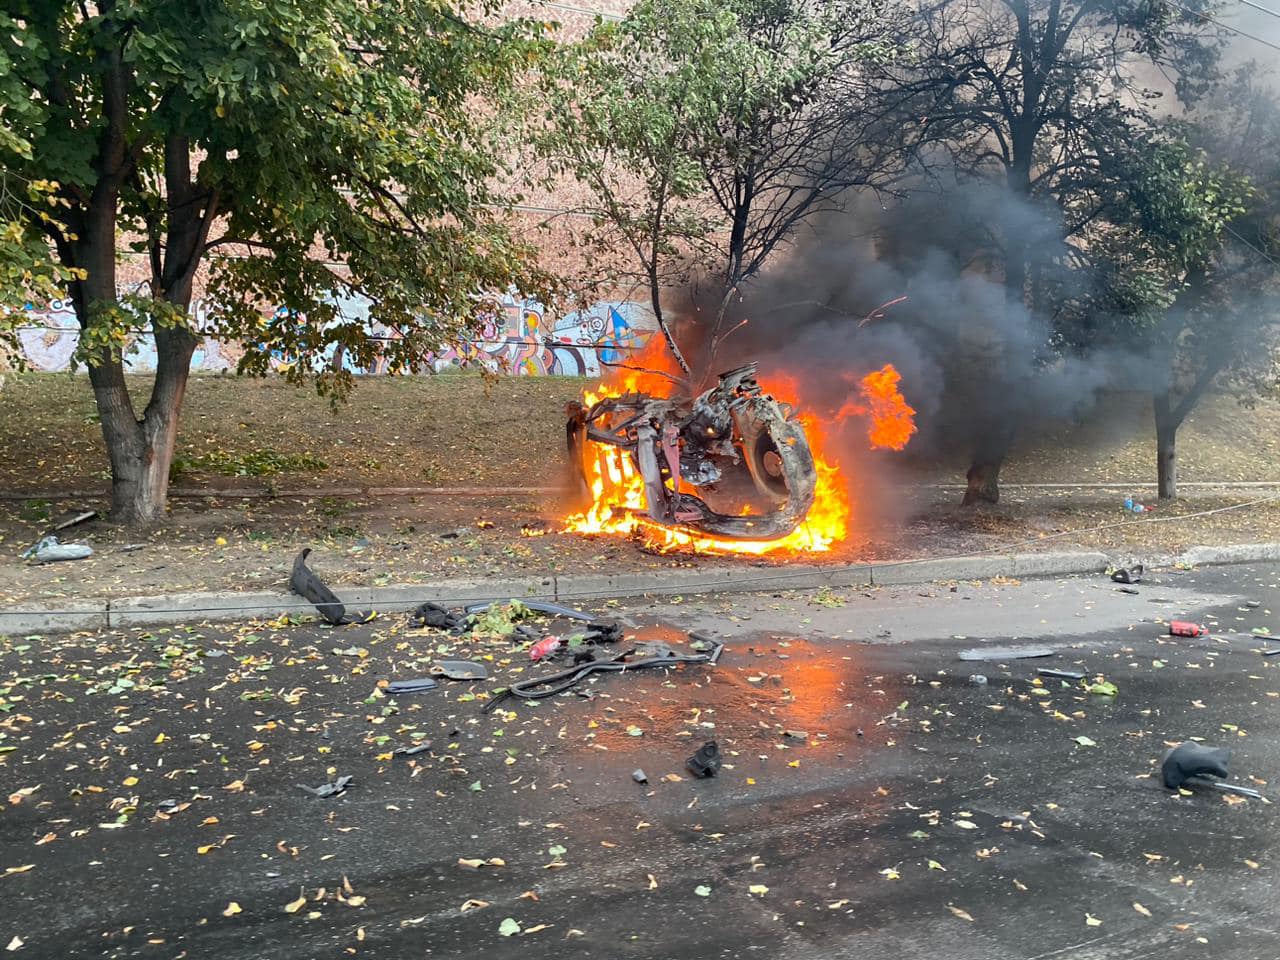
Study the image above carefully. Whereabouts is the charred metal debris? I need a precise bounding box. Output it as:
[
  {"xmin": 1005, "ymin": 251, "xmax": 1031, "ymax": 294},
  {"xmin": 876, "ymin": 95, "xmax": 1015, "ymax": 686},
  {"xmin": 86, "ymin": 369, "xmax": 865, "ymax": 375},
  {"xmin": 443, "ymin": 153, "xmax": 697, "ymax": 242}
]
[{"xmin": 566, "ymin": 362, "xmax": 818, "ymax": 540}]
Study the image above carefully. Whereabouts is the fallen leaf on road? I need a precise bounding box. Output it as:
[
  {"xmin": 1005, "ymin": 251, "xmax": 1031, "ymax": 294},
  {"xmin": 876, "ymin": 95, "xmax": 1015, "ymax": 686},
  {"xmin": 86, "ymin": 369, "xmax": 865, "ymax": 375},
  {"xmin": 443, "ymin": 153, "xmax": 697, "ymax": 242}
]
[
  {"xmin": 1134, "ymin": 903, "xmax": 1152, "ymax": 917},
  {"xmin": 222, "ymin": 903, "xmax": 242, "ymax": 917},
  {"xmin": 498, "ymin": 918, "xmax": 521, "ymax": 937},
  {"xmin": 283, "ymin": 893, "xmax": 307, "ymax": 914},
  {"xmin": 927, "ymin": 860, "xmax": 946, "ymax": 871},
  {"xmin": 460, "ymin": 900, "xmax": 490, "ymax": 913},
  {"xmin": 954, "ymin": 820, "xmax": 978, "ymax": 830},
  {"xmin": 3, "ymin": 866, "xmax": 34, "ymax": 877},
  {"xmin": 879, "ymin": 867, "xmax": 900, "ymax": 880},
  {"xmin": 694, "ymin": 885, "xmax": 711, "ymax": 897},
  {"xmin": 948, "ymin": 905, "xmax": 974, "ymax": 922},
  {"xmin": 1086, "ymin": 914, "xmax": 1103, "ymax": 926},
  {"xmin": 523, "ymin": 924, "xmax": 550, "ymax": 934},
  {"xmin": 1073, "ymin": 736, "xmax": 1097, "ymax": 748},
  {"xmin": 647, "ymin": 874, "xmax": 658, "ymax": 890},
  {"xmin": 748, "ymin": 884, "xmax": 768, "ymax": 896},
  {"xmin": 828, "ymin": 899, "xmax": 850, "ymax": 909},
  {"xmin": 1244, "ymin": 859, "xmax": 1260, "ymax": 869},
  {"xmin": 5, "ymin": 936, "xmax": 22, "ymax": 951}
]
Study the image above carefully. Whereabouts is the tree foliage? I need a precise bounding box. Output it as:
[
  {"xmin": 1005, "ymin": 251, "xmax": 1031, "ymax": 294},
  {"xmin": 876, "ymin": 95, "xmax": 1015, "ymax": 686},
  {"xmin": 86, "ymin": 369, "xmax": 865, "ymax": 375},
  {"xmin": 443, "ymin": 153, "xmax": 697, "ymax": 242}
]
[
  {"xmin": 539, "ymin": 0, "xmax": 900, "ymax": 374},
  {"xmin": 0, "ymin": 0, "xmax": 552, "ymax": 522}
]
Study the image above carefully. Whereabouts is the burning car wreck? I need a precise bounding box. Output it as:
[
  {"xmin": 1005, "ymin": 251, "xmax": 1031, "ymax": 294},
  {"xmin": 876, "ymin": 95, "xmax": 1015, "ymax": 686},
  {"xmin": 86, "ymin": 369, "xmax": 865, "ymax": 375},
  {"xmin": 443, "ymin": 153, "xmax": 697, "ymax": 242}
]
[{"xmin": 566, "ymin": 362, "xmax": 818, "ymax": 542}]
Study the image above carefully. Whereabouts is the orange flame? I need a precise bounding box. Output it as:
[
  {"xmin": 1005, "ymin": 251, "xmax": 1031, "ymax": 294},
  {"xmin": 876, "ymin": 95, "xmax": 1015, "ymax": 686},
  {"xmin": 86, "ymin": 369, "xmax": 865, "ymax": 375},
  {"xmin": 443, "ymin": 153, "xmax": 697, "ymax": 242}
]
[
  {"xmin": 838, "ymin": 364, "xmax": 917, "ymax": 451},
  {"xmin": 563, "ymin": 344, "xmax": 914, "ymax": 556}
]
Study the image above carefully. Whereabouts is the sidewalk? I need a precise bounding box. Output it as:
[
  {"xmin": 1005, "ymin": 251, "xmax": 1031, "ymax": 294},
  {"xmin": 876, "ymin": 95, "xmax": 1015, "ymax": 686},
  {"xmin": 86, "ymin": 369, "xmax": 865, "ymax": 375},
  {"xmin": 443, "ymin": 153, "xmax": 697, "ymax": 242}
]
[{"xmin": 4, "ymin": 484, "xmax": 1280, "ymax": 635}]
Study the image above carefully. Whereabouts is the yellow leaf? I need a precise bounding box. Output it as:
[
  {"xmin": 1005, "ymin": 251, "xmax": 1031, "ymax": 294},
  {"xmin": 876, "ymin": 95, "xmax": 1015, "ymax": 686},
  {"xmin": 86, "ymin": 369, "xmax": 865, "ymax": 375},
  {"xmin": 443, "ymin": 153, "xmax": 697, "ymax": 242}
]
[
  {"xmin": 284, "ymin": 893, "xmax": 307, "ymax": 914},
  {"xmin": 4, "ymin": 865, "xmax": 34, "ymax": 876},
  {"xmin": 948, "ymin": 904, "xmax": 974, "ymax": 922},
  {"xmin": 154, "ymin": 734, "xmax": 167, "ymax": 744},
  {"xmin": 1244, "ymin": 859, "xmax": 1260, "ymax": 869},
  {"xmin": 222, "ymin": 780, "xmax": 245, "ymax": 793},
  {"xmin": 647, "ymin": 874, "xmax": 657, "ymax": 890},
  {"xmin": 122, "ymin": 777, "xmax": 138, "ymax": 787},
  {"xmin": 879, "ymin": 867, "xmax": 900, "ymax": 880},
  {"xmin": 460, "ymin": 899, "xmax": 490, "ymax": 913},
  {"xmin": 1134, "ymin": 902, "xmax": 1152, "ymax": 917},
  {"xmin": 201, "ymin": 817, "xmax": 219, "ymax": 827},
  {"xmin": 346, "ymin": 896, "xmax": 366, "ymax": 907},
  {"xmin": 197, "ymin": 844, "xmax": 217, "ymax": 855},
  {"xmin": 222, "ymin": 902, "xmax": 242, "ymax": 917},
  {"xmin": 748, "ymin": 884, "xmax": 768, "ymax": 896},
  {"xmin": 1085, "ymin": 914, "xmax": 1103, "ymax": 926}
]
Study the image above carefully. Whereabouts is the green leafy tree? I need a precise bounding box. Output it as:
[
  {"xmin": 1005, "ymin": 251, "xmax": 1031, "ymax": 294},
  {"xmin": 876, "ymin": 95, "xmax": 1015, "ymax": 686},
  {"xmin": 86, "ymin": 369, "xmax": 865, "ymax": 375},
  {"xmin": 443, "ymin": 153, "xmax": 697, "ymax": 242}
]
[
  {"xmin": 1089, "ymin": 78, "xmax": 1279, "ymax": 499},
  {"xmin": 888, "ymin": 0, "xmax": 1224, "ymax": 504},
  {"xmin": 539, "ymin": 0, "xmax": 899, "ymax": 378},
  {"xmin": 0, "ymin": 0, "xmax": 550, "ymax": 524}
]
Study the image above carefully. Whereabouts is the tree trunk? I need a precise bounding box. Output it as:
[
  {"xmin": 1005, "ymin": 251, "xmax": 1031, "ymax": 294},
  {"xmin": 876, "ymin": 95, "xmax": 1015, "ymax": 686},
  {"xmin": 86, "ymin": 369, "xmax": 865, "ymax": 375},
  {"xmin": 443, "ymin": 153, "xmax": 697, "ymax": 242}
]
[
  {"xmin": 1154, "ymin": 391, "xmax": 1179, "ymax": 500},
  {"xmin": 75, "ymin": 241, "xmax": 200, "ymax": 526},
  {"xmin": 963, "ymin": 458, "xmax": 1003, "ymax": 505}
]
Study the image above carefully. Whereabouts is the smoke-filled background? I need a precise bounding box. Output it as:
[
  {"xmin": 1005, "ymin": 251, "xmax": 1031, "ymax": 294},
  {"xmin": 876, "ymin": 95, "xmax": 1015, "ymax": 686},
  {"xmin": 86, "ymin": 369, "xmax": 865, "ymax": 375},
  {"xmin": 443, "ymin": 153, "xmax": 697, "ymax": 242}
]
[{"xmin": 653, "ymin": 0, "xmax": 1280, "ymax": 519}]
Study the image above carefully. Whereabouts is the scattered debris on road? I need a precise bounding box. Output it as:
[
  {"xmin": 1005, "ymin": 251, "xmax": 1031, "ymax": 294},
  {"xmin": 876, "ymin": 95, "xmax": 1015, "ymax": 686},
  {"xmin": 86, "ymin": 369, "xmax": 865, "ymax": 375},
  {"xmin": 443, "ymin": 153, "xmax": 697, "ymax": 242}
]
[
  {"xmin": 409, "ymin": 601, "xmax": 467, "ymax": 631},
  {"xmin": 290, "ymin": 548, "xmax": 372, "ymax": 625},
  {"xmin": 1110, "ymin": 564, "xmax": 1144, "ymax": 584},
  {"xmin": 687, "ymin": 740, "xmax": 722, "ymax": 778},
  {"xmin": 483, "ymin": 637, "xmax": 724, "ymax": 712},
  {"xmin": 382, "ymin": 678, "xmax": 439, "ymax": 694},
  {"xmin": 299, "ymin": 775, "xmax": 353, "ymax": 798},
  {"xmin": 1037, "ymin": 668, "xmax": 1086, "ymax": 681},
  {"xmin": 1162, "ymin": 742, "xmax": 1231, "ymax": 789},
  {"xmin": 958, "ymin": 645, "xmax": 1056, "ymax": 662},
  {"xmin": 1169, "ymin": 620, "xmax": 1208, "ymax": 637},
  {"xmin": 430, "ymin": 660, "xmax": 489, "ymax": 680},
  {"xmin": 632, "ymin": 769, "xmax": 648, "ymax": 784}
]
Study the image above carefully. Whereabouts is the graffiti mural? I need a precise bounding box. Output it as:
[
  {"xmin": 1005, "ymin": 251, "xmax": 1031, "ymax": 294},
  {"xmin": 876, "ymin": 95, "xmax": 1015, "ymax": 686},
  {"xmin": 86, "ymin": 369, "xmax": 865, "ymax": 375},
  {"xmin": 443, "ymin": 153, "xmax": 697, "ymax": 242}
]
[
  {"xmin": 427, "ymin": 294, "xmax": 654, "ymax": 376},
  {"xmin": 10, "ymin": 289, "xmax": 655, "ymax": 376}
]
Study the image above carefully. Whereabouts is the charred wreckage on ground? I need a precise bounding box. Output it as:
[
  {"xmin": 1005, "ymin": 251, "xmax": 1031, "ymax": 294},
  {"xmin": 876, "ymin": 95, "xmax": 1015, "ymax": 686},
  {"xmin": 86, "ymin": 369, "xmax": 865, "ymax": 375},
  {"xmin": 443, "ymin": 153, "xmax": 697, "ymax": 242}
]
[{"xmin": 566, "ymin": 362, "xmax": 818, "ymax": 540}]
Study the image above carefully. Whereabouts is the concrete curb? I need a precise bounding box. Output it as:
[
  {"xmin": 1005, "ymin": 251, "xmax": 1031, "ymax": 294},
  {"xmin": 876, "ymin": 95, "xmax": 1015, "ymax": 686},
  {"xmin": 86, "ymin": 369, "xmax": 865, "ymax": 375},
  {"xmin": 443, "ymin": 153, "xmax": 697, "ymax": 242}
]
[
  {"xmin": 7, "ymin": 544, "xmax": 1280, "ymax": 635},
  {"xmin": 2, "ymin": 550, "xmax": 1116, "ymax": 635},
  {"xmin": 1180, "ymin": 543, "xmax": 1280, "ymax": 567}
]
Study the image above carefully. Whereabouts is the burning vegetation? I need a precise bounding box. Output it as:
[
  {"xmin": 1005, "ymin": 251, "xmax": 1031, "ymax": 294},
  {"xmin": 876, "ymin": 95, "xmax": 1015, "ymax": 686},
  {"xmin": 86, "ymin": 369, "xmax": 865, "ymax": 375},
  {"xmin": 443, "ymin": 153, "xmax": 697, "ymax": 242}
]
[{"xmin": 564, "ymin": 338, "xmax": 916, "ymax": 555}]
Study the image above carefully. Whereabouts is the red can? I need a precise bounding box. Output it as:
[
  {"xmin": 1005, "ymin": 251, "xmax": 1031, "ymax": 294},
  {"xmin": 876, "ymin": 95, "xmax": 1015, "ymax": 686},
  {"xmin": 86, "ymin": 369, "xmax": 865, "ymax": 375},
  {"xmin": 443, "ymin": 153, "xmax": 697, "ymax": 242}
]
[
  {"xmin": 529, "ymin": 635, "xmax": 562, "ymax": 661},
  {"xmin": 1169, "ymin": 621, "xmax": 1208, "ymax": 637}
]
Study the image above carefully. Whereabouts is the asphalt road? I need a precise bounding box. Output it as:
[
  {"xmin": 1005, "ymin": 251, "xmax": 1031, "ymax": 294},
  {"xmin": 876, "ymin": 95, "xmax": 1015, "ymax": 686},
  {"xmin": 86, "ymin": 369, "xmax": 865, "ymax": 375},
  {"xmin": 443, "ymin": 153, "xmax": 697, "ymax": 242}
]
[{"xmin": 4, "ymin": 564, "xmax": 1280, "ymax": 959}]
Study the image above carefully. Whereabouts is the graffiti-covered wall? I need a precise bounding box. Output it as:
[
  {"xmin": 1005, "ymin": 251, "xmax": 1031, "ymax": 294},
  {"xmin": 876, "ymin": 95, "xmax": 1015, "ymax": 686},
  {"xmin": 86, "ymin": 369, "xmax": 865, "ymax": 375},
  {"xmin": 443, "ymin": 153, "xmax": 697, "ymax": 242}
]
[{"xmin": 9, "ymin": 290, "xmax": 655, "ymax": 377}]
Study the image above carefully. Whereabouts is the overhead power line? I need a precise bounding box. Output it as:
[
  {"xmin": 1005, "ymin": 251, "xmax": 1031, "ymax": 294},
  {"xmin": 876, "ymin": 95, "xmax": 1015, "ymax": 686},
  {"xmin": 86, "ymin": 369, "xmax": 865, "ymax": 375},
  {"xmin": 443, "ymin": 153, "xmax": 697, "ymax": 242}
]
[
  {"xmin": 1230, "ymin": 0, "xmax": 1280, "ymax": 22},
  {"xmin": 1171, "ymin": 1, "xmax": 1280, "ymax": 53}
]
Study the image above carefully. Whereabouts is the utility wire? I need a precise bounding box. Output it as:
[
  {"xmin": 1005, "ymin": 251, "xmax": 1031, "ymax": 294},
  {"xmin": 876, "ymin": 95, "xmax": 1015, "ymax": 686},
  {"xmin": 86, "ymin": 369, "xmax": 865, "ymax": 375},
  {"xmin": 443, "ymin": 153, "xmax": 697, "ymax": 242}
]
[
  {"xmin": 533, "ymin": 1, "xmax": 622, "ymax": 21},
  {"xmin": 8, "ymin": 492, "xmax": 1280, "ymax": 620},
  {"xmin": 1224, "ymin": 223, "xmax": 1280, "ymax": 268},
  {"xmin": 1171, "ymin": 1, "xmax": 1280, "ymax": 53},
  {"xmin": 1229, "ymin": 0, "xmax": 1280, "ymax": 22}
]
